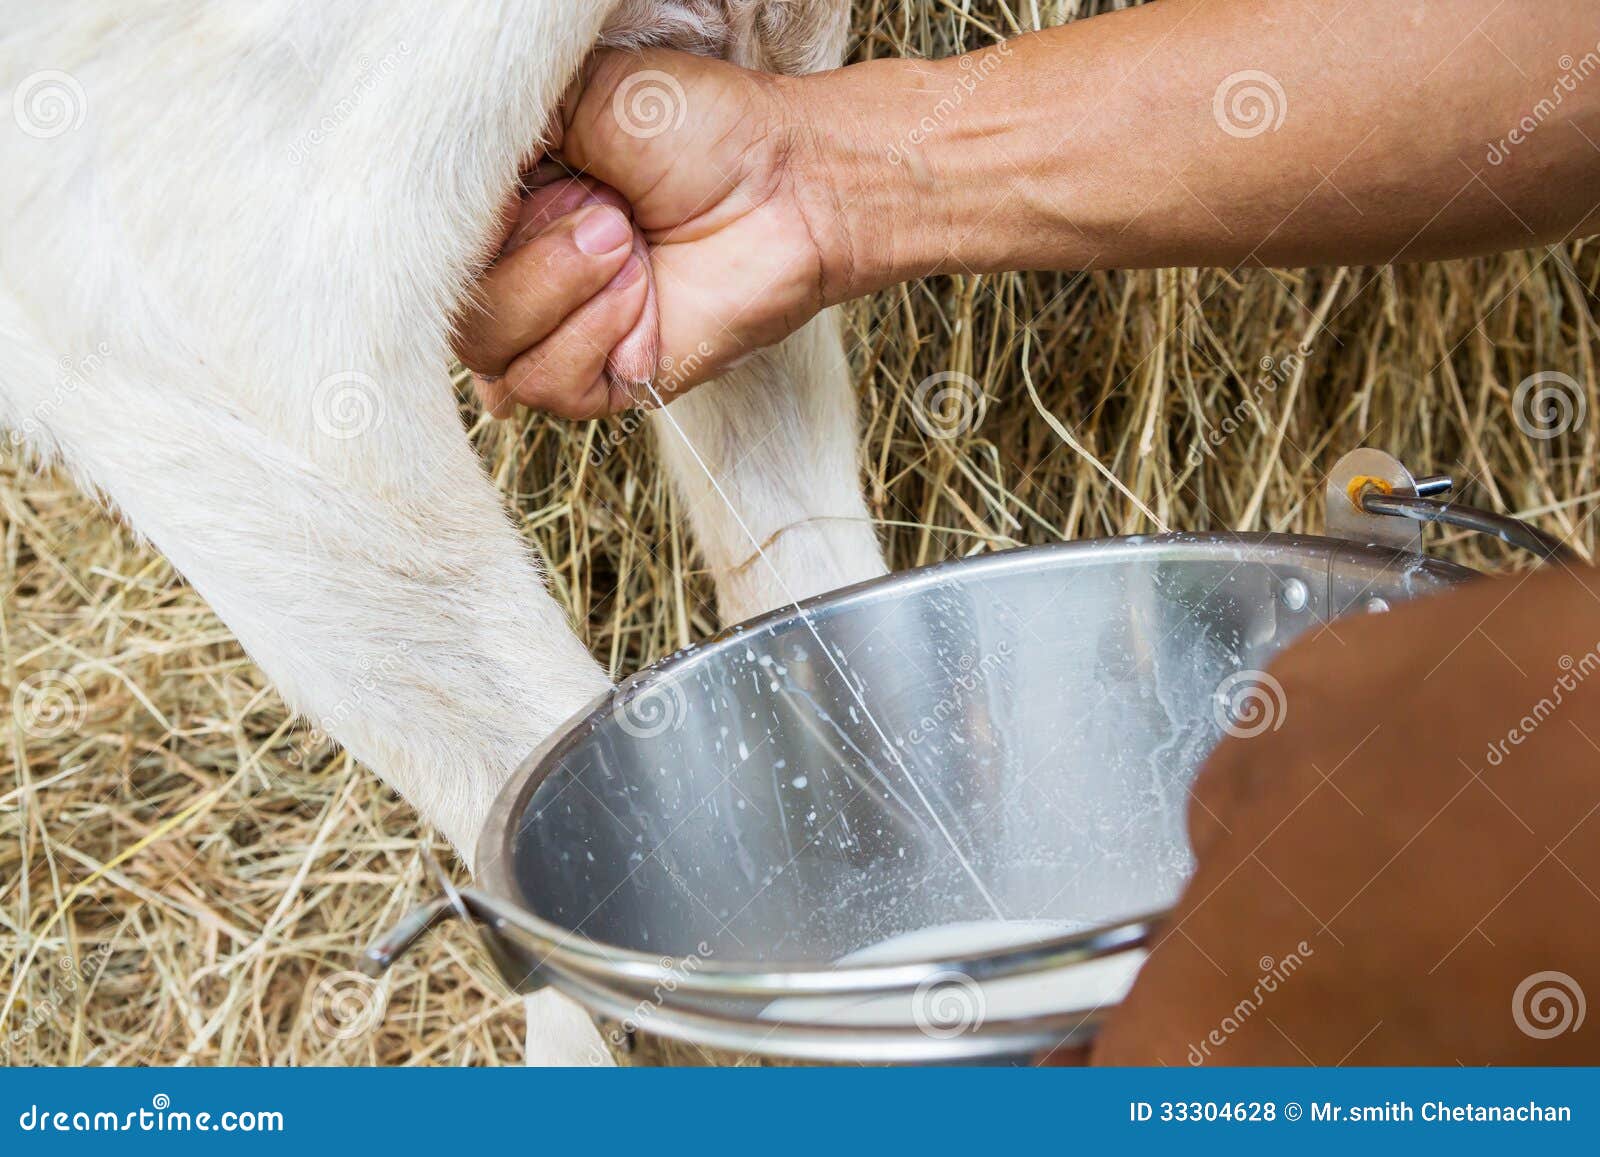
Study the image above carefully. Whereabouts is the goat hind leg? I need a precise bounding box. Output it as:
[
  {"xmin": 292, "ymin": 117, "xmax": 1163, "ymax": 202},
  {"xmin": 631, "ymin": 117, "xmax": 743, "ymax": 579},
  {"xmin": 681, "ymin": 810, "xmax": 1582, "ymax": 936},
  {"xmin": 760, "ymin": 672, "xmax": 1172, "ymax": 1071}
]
[
  {"xmin": 649, "ymin": 312, "xmax": 886, "ymax": 624},
  {"xmin": 644, "ymin": 0, "xmax": 886, "ymax": 625}
]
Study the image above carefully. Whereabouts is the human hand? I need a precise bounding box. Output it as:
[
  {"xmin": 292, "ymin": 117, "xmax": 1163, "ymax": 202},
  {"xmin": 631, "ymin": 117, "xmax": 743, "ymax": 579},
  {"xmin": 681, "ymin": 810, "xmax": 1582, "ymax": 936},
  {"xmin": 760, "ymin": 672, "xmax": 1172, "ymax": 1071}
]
[
  {"xmin": 461, "ymin": 0, "xmax": 1600, "ymax": 421},
  {"xmin": 460, "ymin": 48, "xmax": 856, "ymax": 418},
  {"xmin": 1090, "ymin": 566, "xmax": 1600, "ymax": 1065},
  {"xmin": 452, "ymin": 164, "xmax": 659, "ymax": 419}
]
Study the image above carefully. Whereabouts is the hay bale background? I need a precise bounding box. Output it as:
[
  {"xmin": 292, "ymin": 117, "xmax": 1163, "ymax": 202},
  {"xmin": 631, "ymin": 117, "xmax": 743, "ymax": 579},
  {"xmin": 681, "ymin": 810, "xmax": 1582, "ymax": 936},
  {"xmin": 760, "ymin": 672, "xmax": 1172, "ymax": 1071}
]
[{"xmin": 3, "ymin": 1, "xmax": 1596, "ymax": 1065}]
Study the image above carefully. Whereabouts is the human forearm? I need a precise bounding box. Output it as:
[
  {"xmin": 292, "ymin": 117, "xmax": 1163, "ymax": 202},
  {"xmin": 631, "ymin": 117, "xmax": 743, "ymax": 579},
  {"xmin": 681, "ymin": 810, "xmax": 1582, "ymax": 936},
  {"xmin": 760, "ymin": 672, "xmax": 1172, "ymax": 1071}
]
[{"xmin": 798, "ymin": 0, "xmax": 1600, "ymax": 298}]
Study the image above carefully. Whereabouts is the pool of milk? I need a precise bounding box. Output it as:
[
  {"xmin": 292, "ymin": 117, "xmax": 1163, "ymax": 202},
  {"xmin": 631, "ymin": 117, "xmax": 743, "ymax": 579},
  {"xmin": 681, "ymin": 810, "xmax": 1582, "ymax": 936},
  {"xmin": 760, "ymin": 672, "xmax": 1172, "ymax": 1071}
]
[{"xmin": 759, "ymin": 918, "xmax": 1145, "ymax": 1025}]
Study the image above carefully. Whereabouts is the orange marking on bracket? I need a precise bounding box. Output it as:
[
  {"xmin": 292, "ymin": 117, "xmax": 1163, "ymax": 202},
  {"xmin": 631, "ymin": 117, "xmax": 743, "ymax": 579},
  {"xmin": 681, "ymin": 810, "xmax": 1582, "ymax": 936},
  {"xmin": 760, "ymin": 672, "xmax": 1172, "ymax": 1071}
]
[{"xmin": 1346, "ymin": 474, "xmax": 1394, "ymax": 506}]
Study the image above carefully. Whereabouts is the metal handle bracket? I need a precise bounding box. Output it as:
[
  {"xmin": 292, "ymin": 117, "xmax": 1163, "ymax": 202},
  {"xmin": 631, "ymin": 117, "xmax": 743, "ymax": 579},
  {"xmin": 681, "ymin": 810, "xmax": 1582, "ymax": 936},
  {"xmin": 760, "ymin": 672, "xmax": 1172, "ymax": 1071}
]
[{"xmin": 1326, "ymin": 448, "xmax": 1572, "ymax": 564}]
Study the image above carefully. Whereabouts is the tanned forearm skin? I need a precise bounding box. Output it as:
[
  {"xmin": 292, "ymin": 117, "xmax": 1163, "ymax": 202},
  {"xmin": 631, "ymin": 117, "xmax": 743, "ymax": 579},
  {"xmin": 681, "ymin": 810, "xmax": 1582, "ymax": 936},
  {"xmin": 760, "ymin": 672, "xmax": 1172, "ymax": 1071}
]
[{"xmin": 796, "ymin": 0, "xmax": 1600, "ymax": 302}]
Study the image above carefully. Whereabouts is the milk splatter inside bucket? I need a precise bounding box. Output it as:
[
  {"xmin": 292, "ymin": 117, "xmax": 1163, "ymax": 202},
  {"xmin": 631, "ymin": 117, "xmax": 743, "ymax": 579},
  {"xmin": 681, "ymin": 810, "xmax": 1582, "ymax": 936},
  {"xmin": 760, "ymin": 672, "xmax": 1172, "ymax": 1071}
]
[{"xmin": 761, "ymin": 918, "xmax": 1144, "ymax": 1026}]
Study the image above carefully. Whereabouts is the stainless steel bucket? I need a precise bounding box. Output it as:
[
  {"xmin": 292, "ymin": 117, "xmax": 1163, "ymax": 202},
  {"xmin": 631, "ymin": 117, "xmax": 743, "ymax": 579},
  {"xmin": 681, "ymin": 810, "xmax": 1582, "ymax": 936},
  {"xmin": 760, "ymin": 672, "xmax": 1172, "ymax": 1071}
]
[{"xmin": 365, "ymin": 451, "xmax": 1567, "ymax": 1063}]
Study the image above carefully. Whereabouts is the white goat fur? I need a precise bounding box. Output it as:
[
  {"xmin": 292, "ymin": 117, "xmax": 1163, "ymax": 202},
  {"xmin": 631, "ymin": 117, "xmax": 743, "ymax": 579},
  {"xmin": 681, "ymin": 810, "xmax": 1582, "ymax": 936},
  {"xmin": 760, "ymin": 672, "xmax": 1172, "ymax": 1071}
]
[{"xmin": 0, "ymin": 0, "xmax": 885, "ymax": 1063}]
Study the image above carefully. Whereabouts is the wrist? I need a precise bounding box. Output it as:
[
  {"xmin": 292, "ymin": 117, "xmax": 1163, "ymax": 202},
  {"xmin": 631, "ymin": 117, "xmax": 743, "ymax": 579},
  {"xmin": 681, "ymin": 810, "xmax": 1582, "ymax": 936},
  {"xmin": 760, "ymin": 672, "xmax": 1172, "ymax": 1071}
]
[
  {"xmin": 782, "ymin": 41, "xmax": 1078, "ymax": 303},
  {"xmin": 780, "ymin": 56, "xmax": 967, "ymax": 304}
]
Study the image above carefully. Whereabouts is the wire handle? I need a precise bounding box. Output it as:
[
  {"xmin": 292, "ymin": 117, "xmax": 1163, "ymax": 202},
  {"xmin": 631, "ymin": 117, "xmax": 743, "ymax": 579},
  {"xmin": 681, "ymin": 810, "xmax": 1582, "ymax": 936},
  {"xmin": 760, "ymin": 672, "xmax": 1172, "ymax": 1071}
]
[
  {"xmin": 1326, "ymin": 449, "xmax": 1574, "ymax": 564},
  {"xmin": 1358, "ymin": 490, "xmax": 1574, "ymax": 563}
]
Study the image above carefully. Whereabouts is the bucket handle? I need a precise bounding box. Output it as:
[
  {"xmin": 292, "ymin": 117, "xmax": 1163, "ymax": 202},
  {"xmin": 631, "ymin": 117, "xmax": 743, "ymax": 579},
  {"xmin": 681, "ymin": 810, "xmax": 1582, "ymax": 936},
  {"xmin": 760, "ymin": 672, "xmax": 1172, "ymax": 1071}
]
[
  {"xmin": 1326, "ymin": 449, "xmax": 1574, "ymax": 563},
  {"xmin": 361, "ymin": 894, "xmax": 457, "ymax": 975},
  {"xmin": 361, "ymin": 855, "xmax": 544, "ymax": 992}
]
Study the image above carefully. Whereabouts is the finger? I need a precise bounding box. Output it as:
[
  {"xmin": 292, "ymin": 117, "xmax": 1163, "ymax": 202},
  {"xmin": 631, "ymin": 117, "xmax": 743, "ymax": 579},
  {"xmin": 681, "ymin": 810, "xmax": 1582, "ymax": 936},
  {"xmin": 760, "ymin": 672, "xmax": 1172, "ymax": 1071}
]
[
  {"xmin": 502, "ymin": 254, "xmax": 650, "ymax": 419},
  {"xmin": 454, "ymin": 203, "xmax": 635, "ymax": 377},
  {"xmin": 510, "ymin": 164, "xmax": 623, "ymax": 251},
  {"xmin": 517, "ymin": 167, "xmax": 661, "ymax": 394},
  {"xmin": 471, "ymin": 372, "xmax": 516, "ymax": 420},
  {"xmin": 604, "ymin": 228, "xmax": 660, "ymax": 393}
]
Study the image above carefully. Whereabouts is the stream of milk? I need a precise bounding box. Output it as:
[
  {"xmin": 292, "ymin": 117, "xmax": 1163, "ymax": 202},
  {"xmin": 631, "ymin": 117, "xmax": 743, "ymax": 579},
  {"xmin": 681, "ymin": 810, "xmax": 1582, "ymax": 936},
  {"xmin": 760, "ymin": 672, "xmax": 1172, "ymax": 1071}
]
[{"xmin": 646, "ymin": 383, "xmax": 1004, "ymax": 919}]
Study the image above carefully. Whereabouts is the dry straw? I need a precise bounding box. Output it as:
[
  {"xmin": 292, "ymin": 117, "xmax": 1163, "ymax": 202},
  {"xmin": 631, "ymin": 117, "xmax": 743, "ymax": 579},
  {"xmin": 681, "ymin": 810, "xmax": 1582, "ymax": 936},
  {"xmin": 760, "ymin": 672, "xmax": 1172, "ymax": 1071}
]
[{"xmin": 3, "ymin": 1, "xmax": 1596, "ymax": 1065}]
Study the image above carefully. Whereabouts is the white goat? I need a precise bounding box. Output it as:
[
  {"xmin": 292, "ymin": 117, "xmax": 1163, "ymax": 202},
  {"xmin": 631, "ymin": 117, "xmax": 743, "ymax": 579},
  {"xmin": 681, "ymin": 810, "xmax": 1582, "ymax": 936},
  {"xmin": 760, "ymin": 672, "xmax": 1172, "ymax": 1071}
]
[{"xmin": 1, "ymin": 0, "xmax": 886, "ymax": 1063}]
